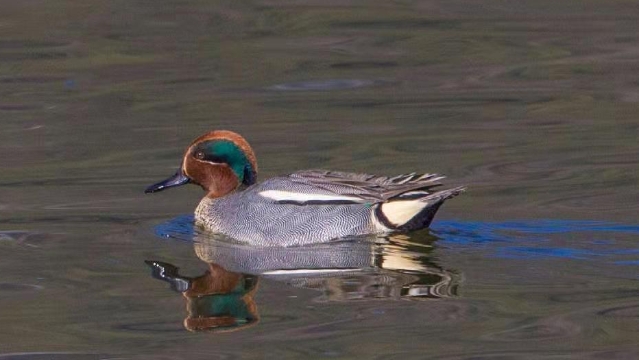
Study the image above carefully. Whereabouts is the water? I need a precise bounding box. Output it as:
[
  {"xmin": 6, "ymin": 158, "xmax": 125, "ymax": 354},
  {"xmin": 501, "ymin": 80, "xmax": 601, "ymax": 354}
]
[{"xmin": 1, "ymin": 0, "xmax": 639, "ymax": 358}]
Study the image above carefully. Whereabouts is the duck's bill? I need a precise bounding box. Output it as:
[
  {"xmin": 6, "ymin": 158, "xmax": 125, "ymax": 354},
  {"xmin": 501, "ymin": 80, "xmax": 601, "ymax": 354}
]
[{"xmin": 145, "ymin": 170, "xmax": 190, "ymax": 193}]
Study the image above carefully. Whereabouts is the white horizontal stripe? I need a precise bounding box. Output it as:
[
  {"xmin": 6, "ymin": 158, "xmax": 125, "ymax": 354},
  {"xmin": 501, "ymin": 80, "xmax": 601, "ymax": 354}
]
[
  {"xmin": 259, "ymin": 190, "xmax": 360, "ymax": 202},
  {"xmin": 262, "ymin": 269, "xmax": 361, "ymax": 275}
]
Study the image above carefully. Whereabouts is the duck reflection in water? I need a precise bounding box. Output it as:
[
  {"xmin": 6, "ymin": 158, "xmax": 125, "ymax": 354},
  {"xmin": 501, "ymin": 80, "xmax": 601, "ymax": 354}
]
[
  {"xmin": 146, "ymin": 260, "xmax": 259, "ymax": 333},
  {"xmin": 146, "ymin": 225, "xmax": 460, "ymax": 332}
]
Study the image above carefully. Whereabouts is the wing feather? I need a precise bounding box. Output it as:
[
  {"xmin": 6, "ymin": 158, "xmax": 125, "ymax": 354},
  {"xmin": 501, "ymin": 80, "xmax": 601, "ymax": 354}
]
[{"xmin": 282, "ymin": 169, "xmax": 445, "ymax": 203}]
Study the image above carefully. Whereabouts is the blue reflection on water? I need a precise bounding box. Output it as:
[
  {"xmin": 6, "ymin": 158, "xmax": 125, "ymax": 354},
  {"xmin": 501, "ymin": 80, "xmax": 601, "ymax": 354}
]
[
  {"xmin": 433, "ymin": 220, "xmax": 639, "ymax": 243},
  {"xmin": 154, "ymin": 216, "xmax": 639, "ymax": 263},
  {"xmin": 154, "ymin": 214, "xmax": 196, "ymax": 241},
  {"xmin": 433, "ymin": 220, "xmax": 639, "ymax": 262}
]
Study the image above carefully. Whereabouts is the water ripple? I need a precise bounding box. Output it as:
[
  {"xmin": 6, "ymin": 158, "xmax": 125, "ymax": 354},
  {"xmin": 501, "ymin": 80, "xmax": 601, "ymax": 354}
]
[
  {"xmin": 481, "ymin": 317, "xmax": 582, "ymax": 341},
  {"xmin": 0, "ymin": 283, "xmax": 43, "ymax": 292},
  {"xmin": 0, "ymin": 353, "xmax": 102, "ymax": 360},
  {"xmin": 598, "ymin": 304, "xmax": 639, "ymax": 318},
  {"xmin": 424, "ymin": 349, "xmax": 639, "ymax": 360},
  {"xmin": 268, "ymin": 79, "xmax": 386, "ymax": 91}
]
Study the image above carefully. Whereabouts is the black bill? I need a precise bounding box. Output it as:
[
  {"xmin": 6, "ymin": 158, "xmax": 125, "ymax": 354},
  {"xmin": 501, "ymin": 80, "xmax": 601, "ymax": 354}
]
[{"xmin": 145, "ymin": 170, "xmax": 190, "ymax": 193}]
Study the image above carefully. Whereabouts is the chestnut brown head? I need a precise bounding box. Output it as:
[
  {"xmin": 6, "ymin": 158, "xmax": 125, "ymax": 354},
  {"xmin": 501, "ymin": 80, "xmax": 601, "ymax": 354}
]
[{"xmin": 145, "ymin": 130, "xmax": 258, "ymax": 198}]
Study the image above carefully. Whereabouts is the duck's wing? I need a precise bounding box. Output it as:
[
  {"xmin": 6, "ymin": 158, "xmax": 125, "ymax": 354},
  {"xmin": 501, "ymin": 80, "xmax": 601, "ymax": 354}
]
[{"xmin": 257, "ymin": 169, "xmax": 445, "ymax": 205}]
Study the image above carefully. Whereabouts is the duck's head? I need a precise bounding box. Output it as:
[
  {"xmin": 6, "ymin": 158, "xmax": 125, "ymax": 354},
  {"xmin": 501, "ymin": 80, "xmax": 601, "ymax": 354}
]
[{"xmin": 145, "ymin": 130, "xmax": 258, "ymax": 197}]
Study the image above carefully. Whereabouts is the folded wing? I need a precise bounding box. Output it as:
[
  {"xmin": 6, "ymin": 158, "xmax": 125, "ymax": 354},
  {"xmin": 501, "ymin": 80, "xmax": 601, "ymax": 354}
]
[{"xmin": 259, "ymin": 169, "xmax": 447, "ymax": 205}]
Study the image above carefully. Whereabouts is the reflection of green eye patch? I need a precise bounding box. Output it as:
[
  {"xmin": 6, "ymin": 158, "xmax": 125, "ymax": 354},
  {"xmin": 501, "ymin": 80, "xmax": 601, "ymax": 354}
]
[{"xmin": 191, "ymin": 293, "xmax": 255, "ymax": 321}]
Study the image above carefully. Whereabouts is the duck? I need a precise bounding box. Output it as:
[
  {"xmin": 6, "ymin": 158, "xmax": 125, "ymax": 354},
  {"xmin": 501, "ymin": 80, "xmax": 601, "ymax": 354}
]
[{"xmin": 145, "ymin": 130, "xmax": 465, "ymax": 246}]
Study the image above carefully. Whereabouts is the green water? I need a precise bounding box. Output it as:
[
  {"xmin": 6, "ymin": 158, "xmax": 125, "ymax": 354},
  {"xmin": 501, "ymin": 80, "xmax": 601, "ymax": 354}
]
[{"xmin": 1, "ymin": 1, "xmax": 639, "ymax": 359}]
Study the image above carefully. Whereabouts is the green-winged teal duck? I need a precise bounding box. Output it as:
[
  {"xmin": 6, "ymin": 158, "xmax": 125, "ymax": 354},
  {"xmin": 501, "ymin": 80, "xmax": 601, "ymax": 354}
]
[{"xmin": 146, "ymin": 130, "xmax": 465, "ymax": 246}]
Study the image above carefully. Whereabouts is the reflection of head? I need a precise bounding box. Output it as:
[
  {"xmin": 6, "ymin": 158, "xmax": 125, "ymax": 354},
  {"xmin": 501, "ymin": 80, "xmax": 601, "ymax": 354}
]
[
  {"xmin": 146, "ymin": 260, "xmax": 259, "ymax": 333},
  {"xmin": 183, "ymin": 263, "xmax": 259, "ymax": 333}
]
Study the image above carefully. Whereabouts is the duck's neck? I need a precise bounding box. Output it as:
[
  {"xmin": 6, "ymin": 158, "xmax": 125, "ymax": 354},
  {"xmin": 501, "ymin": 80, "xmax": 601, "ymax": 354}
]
[
  {"xmin": 189, "ymin": 166, "xmax": 240, "ymax": 199},
  {"xmin": 205, "ymin": 175, "xmax": 239, "ymax": 199}
]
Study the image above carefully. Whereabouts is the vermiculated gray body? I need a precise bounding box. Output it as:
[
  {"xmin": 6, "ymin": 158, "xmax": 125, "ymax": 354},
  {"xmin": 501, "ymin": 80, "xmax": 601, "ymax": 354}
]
[
  {"xmin": 194, "ymin": 170, "xmax": 465, "ymax": 246},
  {"xmin": 195, "ymin": 185, "xmax": 377, "ymax": 247}
]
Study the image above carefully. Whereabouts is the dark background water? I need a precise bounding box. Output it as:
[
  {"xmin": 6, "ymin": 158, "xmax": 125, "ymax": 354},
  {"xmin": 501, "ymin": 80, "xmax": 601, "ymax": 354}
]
[{"xmin": 1, "ymin": 1, "xmax": 639, "ymax": 359}]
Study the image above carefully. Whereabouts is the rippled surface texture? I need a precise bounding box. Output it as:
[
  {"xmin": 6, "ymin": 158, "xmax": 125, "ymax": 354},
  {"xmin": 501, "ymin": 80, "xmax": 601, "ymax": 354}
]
[{"xmin": 2, "ymin": 1, "xmax": 639, "ymax": 359}]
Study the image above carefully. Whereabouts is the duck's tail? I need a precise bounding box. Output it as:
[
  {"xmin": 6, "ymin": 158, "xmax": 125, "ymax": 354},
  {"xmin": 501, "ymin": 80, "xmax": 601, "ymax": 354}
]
[{"xmin": 373, "ymin": 186, "xmax": 466, "ymax": 232}]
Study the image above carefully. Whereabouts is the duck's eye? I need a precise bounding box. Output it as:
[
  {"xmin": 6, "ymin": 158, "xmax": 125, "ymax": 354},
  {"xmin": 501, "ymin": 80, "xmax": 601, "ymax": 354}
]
[{"xmin": 194, "ymin": 151, "xmax": 205, "ymax": 160}]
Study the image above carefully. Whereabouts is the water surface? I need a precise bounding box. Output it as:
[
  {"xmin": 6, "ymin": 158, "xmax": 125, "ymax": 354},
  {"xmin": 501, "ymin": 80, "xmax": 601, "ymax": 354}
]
[{"xmin": 1, "ymin": 0, "xmax": 639, "ymax": 359}]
